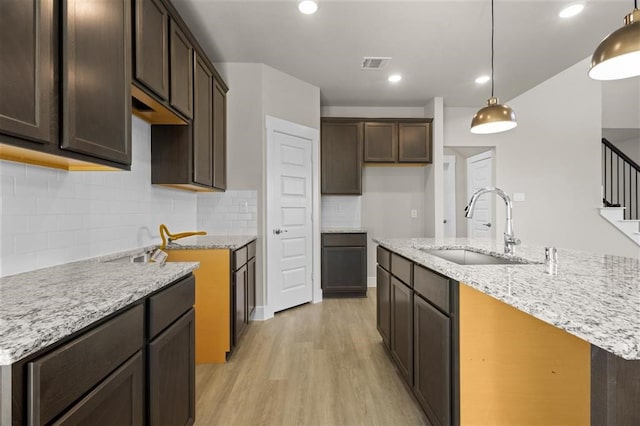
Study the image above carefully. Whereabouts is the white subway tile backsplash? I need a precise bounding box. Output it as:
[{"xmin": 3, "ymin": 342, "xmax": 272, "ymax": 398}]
[
  {"xmin": 0, "ymin": 116, "xmax": 197, "ymax": 277},
  {"xmin": 197, "ymin": 190, "xmax": 258, "ymax": 236},
  {"xmin": 321, "ymin": 196, "xmax": 362, "ymax": 229}
]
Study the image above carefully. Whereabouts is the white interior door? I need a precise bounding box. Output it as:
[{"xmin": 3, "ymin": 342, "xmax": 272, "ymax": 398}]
[
  {"xmin": 466, "ymin": 151, "xmax": 494, "ymax": 238},
  {"xmin": 266, "ymin": 118, "xmax": 315, "ymax": 313},
  {"xmin": 443, "ymin": 155, "xmax": 457, "ymax": 238}
]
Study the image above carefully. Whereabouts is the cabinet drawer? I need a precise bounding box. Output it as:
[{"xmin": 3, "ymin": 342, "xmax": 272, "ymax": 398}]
[
  {"xmin": 322, "ymin": 233, "xmax": 366, "ymax": 247},
  {"xmin": 377, "ymin": 246, "xmax": 391, "ymax": 271},
  {"xmin": 391, "ymin": 253, "xmax": 412, "ymax": 287},
  {"xmin": 247, "ymin": 240, "xmax": 256, "ymax": 259},
  {"xmin": 148, "ymin": 274, "xmax": 195, "ymax": 338},
  {"xmin": 234, "ymin": 246, "xmax": 247, "ymax": 270},
  {"xmin": 28, "ymin": 304, "xmax": 144, "ymax": 425},
  {"xmin": 414, "ymin": 265, "xmax": 450, "ymax": 314}
]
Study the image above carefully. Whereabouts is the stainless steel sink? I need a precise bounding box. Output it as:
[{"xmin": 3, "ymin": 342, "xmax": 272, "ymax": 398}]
[{"xmin": 421, "ymin": 248, "xmax": 532, "ymax": 265}]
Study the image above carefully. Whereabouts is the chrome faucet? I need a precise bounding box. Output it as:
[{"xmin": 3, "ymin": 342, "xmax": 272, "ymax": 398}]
[{"xmin": 464, "ymin": 186, "xmax": 521, "ymax": 254}]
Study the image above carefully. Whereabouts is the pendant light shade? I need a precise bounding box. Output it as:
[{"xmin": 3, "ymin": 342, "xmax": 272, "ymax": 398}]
[
  {"xmin": 470, "ymin": 97, "xmax": 517, "ymax": 134},
  {"xmin": 589, "ymin": 7, "xmax": 640, "ymax": 80},
  {"xmin": 470, "ymin": 0, "xmax": 517, "ymax": 134}
]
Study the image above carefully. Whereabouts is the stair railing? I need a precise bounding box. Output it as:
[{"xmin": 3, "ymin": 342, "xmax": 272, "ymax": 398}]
[{"xmin": 602, "ymin": 138, "xmax": 639, "ymax": 220}]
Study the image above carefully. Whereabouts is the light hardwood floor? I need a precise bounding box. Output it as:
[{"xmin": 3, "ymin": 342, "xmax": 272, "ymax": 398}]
[{"xmin": 195, "ymin": 293, "xmax": 430, "ymax": 426}]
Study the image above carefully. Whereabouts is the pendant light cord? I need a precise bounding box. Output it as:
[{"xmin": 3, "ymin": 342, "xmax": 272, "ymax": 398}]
[{"xmin": 491, "ymin": 0, "xmax": 495, "ymax": 98}]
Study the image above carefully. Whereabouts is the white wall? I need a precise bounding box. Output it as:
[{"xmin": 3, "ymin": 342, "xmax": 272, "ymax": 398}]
[
  {"xmin": 0, "ymin": 116, "xmax": 198, "ymax": 277},
  {"xmin": 444, "ymin": 58, "xmax": 639, "ymax": 258},
  {"xmin": 215, "ymin": 62, "xmax": 320, "ymax": 312},
  {"xmin": 602, "ymin": 78, "xmax": 640, "ymax": 129},
  {"xmin": 321, "ymin": 196, "xmax": 362, "ymax": 229},
  {"xmin": 197, "ymin": 190, "xmax": 257, "ymax": 236}
]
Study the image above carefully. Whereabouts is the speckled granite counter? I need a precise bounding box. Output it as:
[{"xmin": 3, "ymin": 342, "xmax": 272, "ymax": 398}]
[
  {"xmin": 0, "ymin": 252, "xmax": 198, "ymax": 365},
  {"xmin": 374, "ymin": 237, "xmax": 640, "ymax": 360},
  {"xmin": 166, "ymin": 235, "xmax": 256, "ymax": 250},
  {"xmin": 321, "ymin": 228, "xmax": 367, "ymax": 234}
]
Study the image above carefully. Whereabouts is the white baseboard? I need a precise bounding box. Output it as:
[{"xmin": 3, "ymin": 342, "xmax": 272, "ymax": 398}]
[
  {"xmin": 368, "ymin": 276, "xmax": 377, "ymax": 288},
  {"xmin": 252, "ymin": 305, "xmax": 274, "ymax": 321}
]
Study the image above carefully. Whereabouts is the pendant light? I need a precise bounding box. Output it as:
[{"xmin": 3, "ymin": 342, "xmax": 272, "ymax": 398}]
[
  {"xmin": 470, "ymin": 0, "xmax": 517, "ymax": 134},
  {"xmin": 589, "ymin": 0, "xmax": 640, "ymax": 80}
]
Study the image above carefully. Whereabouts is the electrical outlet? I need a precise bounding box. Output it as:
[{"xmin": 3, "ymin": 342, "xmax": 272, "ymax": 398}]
[
  {"xmin": 513, "ymin": 192, "xmax": 526, "ymax": 202},
  {"xmin": 411, "ymin": 209, "xmax": 418, "ymax": 218}
]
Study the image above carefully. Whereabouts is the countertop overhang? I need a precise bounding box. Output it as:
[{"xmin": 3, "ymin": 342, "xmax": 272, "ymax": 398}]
[{"xmin": 375, "ymin": 237, "xmax": 640, "ymax": 361}]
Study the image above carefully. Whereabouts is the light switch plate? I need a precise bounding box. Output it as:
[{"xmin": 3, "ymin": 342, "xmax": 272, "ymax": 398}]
[{"xmin": 411, "ymin": 209, "xmax": 418, "ymax": 218}]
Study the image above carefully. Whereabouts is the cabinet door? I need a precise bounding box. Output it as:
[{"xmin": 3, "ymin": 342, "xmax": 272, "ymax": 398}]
[
  {"xmin": 148, "ymin": 309, "xmax": 195, "ymax": 426},
  {"xmin": 212, "ymin": 78, "xmax": 227, "ymax": 190},
  {"xmin": 170, "ymin": 20, "xmax": 193, "ymax": 119},
  {"xmin": 234, "ymin": 265, "xmax": 248, "ymax": 345},
  {"xmin": 376, "ymin": 265, "xmax": 391, "ymax": 349},
  {"xmin": 134, "ymin": 0, "xmax": 168, "ymax": 100},
  {"xmin": 391, "ymin": 277, "xmax": 413, "ymax": 385},
  {"xmin": 414, "ymin": 296, "xmax": 451, "ymax": 426},
  {"xmin": 248, "ymin": 257, "xmax": 256, "ymax": 318},
  {"xmin": 321, "ymin": 246, "xmax": 366, "ymax": 297},
  {"xmin": 61, "ymin": 0, "xmax": 131, "ymax": 165},
  {"xmin": 0, "ymin": 0, "xmax": 56, "ymax": 144},
  {"xmin": 54, "ymin": 352, "xmax": 144, "ymax": 426},
  {"xmin": 364, "ymin": 122, "xmax": 397, "ymax": 162},
  {"xmin": 321, "ymin": 121, "xmax": 362, "ymax": 195},
  {"xmin": 193, "ymin": 52, "xmax": 213, "ymax": 187},
  {"xmin": 399, "ymin": 122, "xmax": 431, "ymax": 163}
]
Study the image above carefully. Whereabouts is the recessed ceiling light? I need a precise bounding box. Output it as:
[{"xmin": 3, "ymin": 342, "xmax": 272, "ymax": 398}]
[
  {"xmin": 559, "ymin": 3, "xmax": 584, "ymax": 19},
  {"xmin": 388, "ymin": 74, "xmax": 402, "ymax": 83},
  {"xmin": 298, "ymin": 0, "xmax": 318, "ymax": 15},
  {"xmin": 475, "ymin": 75, "xmax": 491, "ymax": 84}
]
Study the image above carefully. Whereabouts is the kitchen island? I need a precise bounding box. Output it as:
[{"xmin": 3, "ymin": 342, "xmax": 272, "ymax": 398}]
[
  {"xmin": 0, "ymin": 248, "xmax": 199, "ymax": 425},
  {"xmin": 375, "ymin": 237, "xmax": 640, "ymax": 426}
]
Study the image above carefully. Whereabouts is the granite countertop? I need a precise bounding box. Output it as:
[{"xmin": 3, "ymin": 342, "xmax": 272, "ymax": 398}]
[
  {"xmin": 0, "ymin": 251, "xmax": 199, "ymax": 365},
  {"xmin": 166, "ymin": 235, "xmax": 257, "ymax": 250},
  {"xmin": 321, "ymin": 228, "xmax": 367, "ymax": 234},
  {"xmin": 374, "ymin": 237, "xmax": 640, "ymax": 361}
]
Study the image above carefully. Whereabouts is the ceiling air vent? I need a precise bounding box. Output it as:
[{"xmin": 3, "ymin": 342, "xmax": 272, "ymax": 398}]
[{"xmin": 361, "ymin": 57, "xmax": 391, "ymax": 70}]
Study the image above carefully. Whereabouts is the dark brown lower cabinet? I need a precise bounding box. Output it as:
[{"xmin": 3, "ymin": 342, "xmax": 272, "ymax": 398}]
[
  {"xmin": 10, "ymin": 274, "xmax": 195, "ymax": 425},
  {"xmin": 248, "ymin": 257, "xmax": 256, "ymax": 318},
  {"xmin": 391, "ymin": 276, "xmax": 413, "ymax": 385},
  {"xmin": 414, "ymin": 295, "xmax": 451, "ymax": 426},
  {"xmin": 321, "ymin": 232, "xmax": 367, "ymax": 297},
  {"xmin": 54, "ymin": 352, "xmax": 144, "ymax": 426},
  {"xmin": 376, "ymin": 265, "xmax": 391, "ymax": 349},
  {"xmin": 234, "ymin": 264, "xmax": 248, "ymax": 344},
  {"xmin": 148, "ymin": 308, "xmax": 195, "ymax": 426}
]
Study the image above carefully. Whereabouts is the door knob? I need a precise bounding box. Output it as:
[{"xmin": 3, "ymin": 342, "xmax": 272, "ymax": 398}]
[
  {"xmin": 273, "ymin": 228, "xmax": 288, "ymax": 235},
  {"xmin": 483, "ymin": 223, "xmax": 492, "ymax": 228}
]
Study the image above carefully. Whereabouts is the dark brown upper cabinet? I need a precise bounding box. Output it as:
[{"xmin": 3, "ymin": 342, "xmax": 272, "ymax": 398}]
[
  {"xmin": 399, "ymin": 121, "xmax": 432, "ymax": 163},
  {"xmin": 0, "ymin": 0, "xmax": 56, "ymax": 146},
  {"xmin": 0, "ymin": 0, "xmax": 131, "ymax": 170},
  {"xmin": 169, "ymin": 19, "xmax": 194, "ymax": 119},
  {"xmin": 364, "ymin": 122, "xmax": 397, "ymax": 162},
  {"xmin": 134, "ymin": 0, "xmax": 169, "ymax": 101},
  {"xmin": 151, "ymin": 52, "xmax": 227, "ymax": 192},
  {"xmin": 213, "ymin": 78, "xmax": 227, "ymax": 190},
  {"xmin": 363, "ymin": 119, "xmax": 432, "ymax": 164},
  {"xmin": 321, "ymin": 119, "xmax": 363, "ymax": 195},
  {"xmin": 193, "ymin": 52, "xmax": 213, "ymax": 188},
  {"xmin": 61, "ymin": 0, "xmax": 132, "ymax": 166}
]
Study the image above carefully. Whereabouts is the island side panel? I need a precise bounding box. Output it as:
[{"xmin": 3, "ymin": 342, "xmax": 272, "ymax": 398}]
[
  {"xmin": 591, "ymin": 345, "xmax": 640, "ymax": 425},
  {"xmin": 459, "ymin": 283, "xmax": 590, "ymax": 425},
  {"xmin": 167, "ymin": 249, "xmax": 230, "ymax": 363}
]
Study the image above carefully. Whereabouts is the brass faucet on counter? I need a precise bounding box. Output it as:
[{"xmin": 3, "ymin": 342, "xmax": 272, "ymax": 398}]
[{"xmin": 159, "ymin": 224, "xmax": 207, "ymax": 250}]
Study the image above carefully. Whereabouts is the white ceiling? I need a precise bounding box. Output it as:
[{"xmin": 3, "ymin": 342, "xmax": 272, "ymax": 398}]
[{"xmin": 172, "ymin": 0, "xmax": 634, "ymax": 107}]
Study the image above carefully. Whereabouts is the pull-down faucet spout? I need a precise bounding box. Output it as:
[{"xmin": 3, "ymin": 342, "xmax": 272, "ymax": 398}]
[{"xmin": 465, "ymin": 187, "xmax": 521, "ymax": 254}]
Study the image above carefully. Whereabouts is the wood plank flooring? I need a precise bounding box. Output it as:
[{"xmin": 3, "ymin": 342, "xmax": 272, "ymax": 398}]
[{"xmin": 195, "ymin": 293, "xmax": 429, "ymax": 426}]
